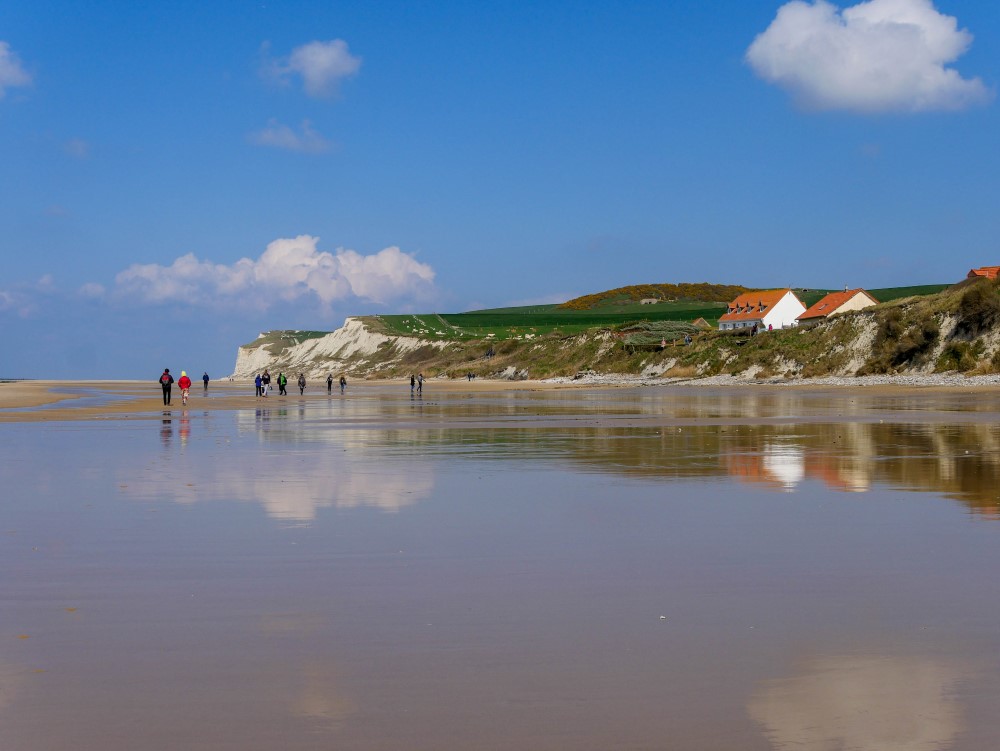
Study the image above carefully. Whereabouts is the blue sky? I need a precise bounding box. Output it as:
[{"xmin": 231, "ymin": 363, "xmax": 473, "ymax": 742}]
[{"xmin": 2, "ymin": 0, "xmax": 999, "ymax": 378}]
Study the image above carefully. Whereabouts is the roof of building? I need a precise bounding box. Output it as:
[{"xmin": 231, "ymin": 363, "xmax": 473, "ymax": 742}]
[
  {"xmin": 968, "ymin": 266, "xmax": 1000, "ymax": 280},
  {"xmin": 797, "ymin": 288, "xmax": 878, "ymax": 321},
  {"xmin": 718, "ymin": 289, "xmax": 796, "ymax": 323}
]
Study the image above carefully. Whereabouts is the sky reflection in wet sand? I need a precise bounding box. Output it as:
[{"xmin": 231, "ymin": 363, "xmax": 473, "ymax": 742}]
[{"xmin": 2, "ymin": 388, "xmax": 1000, "ymax": 750}]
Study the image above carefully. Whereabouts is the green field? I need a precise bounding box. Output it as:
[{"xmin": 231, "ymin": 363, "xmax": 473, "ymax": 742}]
[
  {"xmin": 375, "ymin": 301, "xmax": 725, "ymax": 341},
  {"xmin": 371, "ymin": 284, "xmax": 952, "ymax": 342}
]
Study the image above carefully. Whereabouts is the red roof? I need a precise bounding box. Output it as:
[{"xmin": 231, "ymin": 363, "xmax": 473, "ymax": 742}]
[
  {"xmin": 798, "ymin": 289, "xmax": 878, "ymax": 321},
  {"xmin": 718, "ymin": 289, "xmax": 794, "ymax": 322},
  {"xmin": 968, "ymin": 266, "xmax": 1000, "ymax": 280}
]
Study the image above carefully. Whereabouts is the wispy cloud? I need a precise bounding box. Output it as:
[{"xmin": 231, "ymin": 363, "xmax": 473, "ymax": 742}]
[
  {"xmin": 0, "ymin": 41, "xmax": 32, "ymax": 99},
  {"xmin": 747, "ymin": 0, "xmax": 992, "ymax": 113},
  {"xmin": 248, "ymin": 119, "xmax": 331, "ymax": 154},
  {"xmin": 0, "ymin": 276, "xmax": 54, "ymax": 317},
  {"xmin": 78, "ymin": 282, "xmax": 106, "ymax": 299},
  {"xmin": 64, "ymin": 137, "xmax": 91, "ymax": 159},
  {"xmin": 261, "ymin": 39, "xmax": 361, "ymax": 98},
  {"xmin": 113, "ymin": 236, "xmax": 436, "ymax": 309}
]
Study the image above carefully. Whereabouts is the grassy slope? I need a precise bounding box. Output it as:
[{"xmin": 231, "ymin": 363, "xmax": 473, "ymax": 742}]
[
  {"xmin": 358, "ymin": 282, "xmax": 981, "ymax": 380},
  {"xmin": 370, "ymin": 285, "xmax": 948, "ymax": 343},
  {"xmin": 241, "ymin": 282, "xmax": 965, "ymax": 379}
]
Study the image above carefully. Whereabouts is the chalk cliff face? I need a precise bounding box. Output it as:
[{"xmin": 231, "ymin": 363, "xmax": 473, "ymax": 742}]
[{"xmin": 230, "ymin": 317, "xmax": 445, "ymax": 379}]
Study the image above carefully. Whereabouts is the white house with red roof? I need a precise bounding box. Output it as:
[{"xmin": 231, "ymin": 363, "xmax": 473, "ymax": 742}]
[
  {"xmin": 797, "ymin": 288, "xmax": 878, "ymax": 327},
  {"xmin": 718, "ymin": 289, "xmax": 805, "ymax": 332}
]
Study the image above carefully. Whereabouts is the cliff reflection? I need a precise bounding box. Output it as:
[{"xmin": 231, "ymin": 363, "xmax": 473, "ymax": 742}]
[
  {"xmin": 380, "ymin": 421, "xmax": 1000, "ymax": 517},
  {"xmin": 748, "ymin": 655, "xmax": 967, "ymax": 750}
]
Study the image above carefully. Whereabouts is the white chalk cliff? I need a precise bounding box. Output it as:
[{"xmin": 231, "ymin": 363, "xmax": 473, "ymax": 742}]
[{"xmin": 231, "ymin": 317, "xmax": 445, "ymax": 379}]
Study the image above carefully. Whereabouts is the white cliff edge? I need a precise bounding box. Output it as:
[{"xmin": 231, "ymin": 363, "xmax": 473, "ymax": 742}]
[{"xmin": 230, "ymin": 317, "xmax": 445, "ymax": 379}]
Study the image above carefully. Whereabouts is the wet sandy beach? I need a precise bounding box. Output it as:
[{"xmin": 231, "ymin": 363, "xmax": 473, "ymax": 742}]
[{"xmin": 3, "ymin": 381, "xmax": 1000, "ymax": 749}]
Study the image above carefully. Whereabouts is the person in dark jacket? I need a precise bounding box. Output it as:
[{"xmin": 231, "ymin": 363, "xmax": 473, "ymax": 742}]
[
  {"xmin": 254, "ymin": 373, "xmax": 263, "ymax": 397},
  {"xmin": 327, "ymin": 374, "xmax": 333, "ymax": 395},
  {"xmin": 298, "ymin": 374, "xmax": 306, "ymax": 395},
  {"xmin": 339, "ymin": 375, "xmax": 347, "ymax": 394},
  {"xmin": 159, "ymin": 368, "xmax": 174, "ymax": 406}
]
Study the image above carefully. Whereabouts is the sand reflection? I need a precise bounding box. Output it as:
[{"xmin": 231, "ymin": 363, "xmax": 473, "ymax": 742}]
[{"xmin": 748, "ymin": 655, "xmax": 967, "ymax": 751}]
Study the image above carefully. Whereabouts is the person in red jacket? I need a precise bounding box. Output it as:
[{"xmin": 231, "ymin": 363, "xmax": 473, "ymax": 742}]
[{"xmin": 178, "ymin": 370, "xmax": 192, "ymax": 405}]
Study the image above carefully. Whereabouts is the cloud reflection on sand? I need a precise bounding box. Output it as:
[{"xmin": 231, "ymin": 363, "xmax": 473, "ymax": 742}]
[
  {"xmin": 176, "ymin": 464, "xmax": 433, "ymax": 521},
  {"xmin": 748, "ymin": 655, "xmax": 968, "ymax": 751},
  {"xmin": 257, "ymin": 613, "xmax": 358, "ymax": 728},
  {"xmin": 125, "ymin": 418, "xmax": 435, "ymax": 521},
  {"xmin": 0, "ymin": 662, "xmax": 26, "ymax": 711}
]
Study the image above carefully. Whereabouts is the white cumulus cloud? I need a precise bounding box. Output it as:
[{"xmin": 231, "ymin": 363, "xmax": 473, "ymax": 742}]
[
  {"xmin": 0, "ymin": 41, "xmax": 31, "ymax": 99},
  {"xmin": 263, "ymin": 39, "xmax": 361, "ymax": 98},
  {"xmin": 746, "ymin": 0, "xmax": 992, "ymax": 112},
  {"xmin": 114, "ymin": 236, "xmax": 435, "ymax": 309},
  {"xmin": 248, "ymin": 119, "xmax": 331, "ymax": 153}
]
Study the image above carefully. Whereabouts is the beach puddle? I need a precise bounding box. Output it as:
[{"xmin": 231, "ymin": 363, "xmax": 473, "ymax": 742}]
[{"xmin": 2, "ymin": 386, "xmax": 1000, "ymax": 749}]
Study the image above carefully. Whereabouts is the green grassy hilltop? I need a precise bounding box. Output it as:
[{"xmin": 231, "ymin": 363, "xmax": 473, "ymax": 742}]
[
  {"xmin": 241, "ymin": 280, "xmax": 979, "ymax": 380},
  {"xmin": 368, "ymin": 283, "xmax": 949, "ymax": 343}
]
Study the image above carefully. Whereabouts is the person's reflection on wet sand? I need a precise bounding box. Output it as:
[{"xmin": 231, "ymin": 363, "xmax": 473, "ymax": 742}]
[
  {"xmin": 160, "ymin": 411, "xmax": 172, "ymax": 446},
  {"xmin": 179, "ymin": 410, "xmax": 190, "ymax": 445}
]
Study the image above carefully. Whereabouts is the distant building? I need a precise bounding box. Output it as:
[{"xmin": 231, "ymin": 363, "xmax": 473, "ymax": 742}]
[
  {"xmin": 718, "ymin": 289, "xmax": 805, "ymax": 332},
  {"xmin": 639, "ymin": 298, "xmax": 659, "ymax": 305},
  {"xmin": 691, "ymin": 317, "xmax": 712, "ymax": 330},
  {"xmin": 797, "ymin": 288, "xmax": 879, "ymax": 327},
  {"xmin": 968, "ymin": 266, "xmax": 1000, "ymax": 280}
]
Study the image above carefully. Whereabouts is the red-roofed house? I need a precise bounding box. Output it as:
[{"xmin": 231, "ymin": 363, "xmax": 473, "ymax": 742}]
[
  {"xmin": 718, "ymin": 289, "xmax": 805, "ymax": 332},
  {"xmin": 968, "ymin": 266, "xmax": 1000, "ymax": 280},
  {"xmin": 797, "ymin": 288, "xmax": 879, "ymax": 327}
]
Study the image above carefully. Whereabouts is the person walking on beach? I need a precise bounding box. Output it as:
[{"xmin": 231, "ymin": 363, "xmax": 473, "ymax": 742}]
[
  {"xmin": 262, "ymin": 370, "xmax": 271, "ymax": 396},
  {"xmin": 410, "ymin": 374, "xmax": 416, "ymax": 393},
  {"xmin": 159, "ymin": 368, "xmax": 174, "ymax": 406},
  {"xmin": 298, "ymin": 374, "xmax": 306, "ymax": 395},
  {"xmin": 202, "ymin": 372, "xmax": 210, "ymax": 393},
  {"xmin": 417, "ymin": 373, "xmax": 424, "ymax": 394},
  {"xmin": 339, "ymin": 375, "xmax": 347, "ymax": 394},
  {"xmin": 327, "ymin": 374, "xmax": 333, "ymax": 395},
  {"xmin": 278, "ymin": 372, "xmax": 287, "ymax": 396},
  {"xmin": 178, "ymin": 371, "xmax": 192, "ymax": 406},
  {"xmin": 254, "ymin": 373, "xmax": 263, "ymax": 397}
]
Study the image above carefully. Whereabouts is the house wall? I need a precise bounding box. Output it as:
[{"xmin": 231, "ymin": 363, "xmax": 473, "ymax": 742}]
[
  {"xmin": 719, "ymin": 318, "xmax": 762, "ymax": 331},
  {"xmin": 835, "ymin": 292, "xmax": 876, "ymax": 315},
  {"xmin": 761, "ymin": 292, "xmax": 806, "ymax": 330}
]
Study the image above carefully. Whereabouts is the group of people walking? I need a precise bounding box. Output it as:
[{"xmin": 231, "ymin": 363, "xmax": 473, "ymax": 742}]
[
  {"xmin": 158, "ymin": 369, "xmax": 210, "ymax": 406},
  {"xmin": 251, "ymin": 371, "xmax": 347, "ymax": 397},
  {"xmin": 159, "ymin": 368, "xmax": 432, "ymax": 404},
  {"xmin": 326, "ymin": 374, "xmax": 347, "ymax": 394}
]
